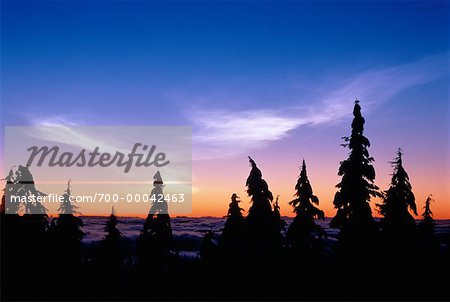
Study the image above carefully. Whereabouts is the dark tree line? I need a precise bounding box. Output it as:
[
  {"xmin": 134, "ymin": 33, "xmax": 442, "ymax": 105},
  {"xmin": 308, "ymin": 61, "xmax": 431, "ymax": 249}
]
[
  {"xmin": 213, "ymin": 101, "xmax": 444, "ymax": 298},
  {"xmin": 1, "ymin": 101, "xmax": 447, "ymax": 300}
]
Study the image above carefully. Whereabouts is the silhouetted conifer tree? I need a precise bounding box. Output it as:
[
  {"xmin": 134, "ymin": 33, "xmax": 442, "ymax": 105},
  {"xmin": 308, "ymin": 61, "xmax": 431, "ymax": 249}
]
[
  {"xmin": 377, "ymin": 149, "xmax": 417, "ymax": 249},
  {"xmin": 287, "ymin": 160, "xmax": 325, "ymax": 251},
  {"xmin": 58, "ymin": 180, "xmax": 81, "ymax": 215},
  {"xmin": 220, "ymin": 193, "xmax": 246, "ymax": 255},
  {"xmin": 417, "ymin": 195, "xmax": 439, "ymax": 255},
  {"xmin": 414, "ymin": 195, "xmax": 441, "ymax": 297},
  {"xmin": 0, "ymin": 168, "xmax": 27, "ymax": 297},
  {"xmin": 1, "ymin": 168, "xmax": 19, "ymax": 214},
  {"xmin": 200, "ymin": 229, "xmax": 217, "ymax": 263},
  {"xmin": 14, "ymin": 165, "xmax": 49, "ymax": 249},
  {"xmin": 1, "ymin": 166, "xmax": 51, "ymax": 296},
  {"xmin": 330, "ymin": 101, "xmax": 381, "ymax": 249},
  {"xmin": 217, "ymin": 193, "xmax": 247, "ymax": 287},
  {"xmin": 98, "ymin": 207, "xmax": 124, "ymax": 269},
  {"xmin": 14, "ymin": 165, "xmax": 48, "ymax": 214},
  {"xmin": 373, "ymin": 150, "xmax": 420, "ymax": 295},
  {"xmin": 420, "ymin": 195, "xmax": 435, "ymax": 229},
  {"xmin": 245, "ymin": 156, "xmax": 281, "ymax": 255},
  {"xmin": 273, "ymin": 195, "xmax": 287, "ymax": 238},
  {"xmin": 48, "ymin": 180, "xmax": 84, "ymax": 269},
  {"xmin": 244, "ymin": 157, "xmax": 283, "ymax": 298},
  {"xmin": 137, "ymin": 171, "xmax": 173, "ymax": 269}
]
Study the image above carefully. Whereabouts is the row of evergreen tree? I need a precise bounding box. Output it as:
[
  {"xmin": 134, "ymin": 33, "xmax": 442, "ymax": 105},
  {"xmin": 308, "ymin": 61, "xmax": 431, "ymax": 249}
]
[
  {"xmin": 0, "ymin": 100, "xmax": 445, "ymax": 300},
  {"xmin": 219, "ymin": 101, "xmax": 437, "ymax": 258},
  {"xmin": 0, "ymin": 101, "xmax": 440, "ymax": 265}
]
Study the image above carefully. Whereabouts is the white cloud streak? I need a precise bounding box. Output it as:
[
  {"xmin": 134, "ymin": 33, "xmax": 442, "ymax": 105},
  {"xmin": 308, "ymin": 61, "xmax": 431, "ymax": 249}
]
[
  {"xmin": 188, "ymin": 54, "xmax": 448, "ymax": 159},
  {"xmin": 26, "ymin": 115, "xmax": 128, "ymax": 155},
  {"xmin": 23, "ymin": 54, "xmax": 448, "ymax": 161}
]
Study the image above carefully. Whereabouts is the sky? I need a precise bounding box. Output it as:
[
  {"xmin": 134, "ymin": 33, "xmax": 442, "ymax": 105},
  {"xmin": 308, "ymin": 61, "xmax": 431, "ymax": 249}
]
[{"xmin": 1, "ymin": 0, "xmax": 449, "ymax": 218}]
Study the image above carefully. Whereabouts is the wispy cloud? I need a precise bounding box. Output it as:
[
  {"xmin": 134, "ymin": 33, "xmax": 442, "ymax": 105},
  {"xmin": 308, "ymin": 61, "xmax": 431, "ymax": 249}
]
[
  {"xmin": 22, "ymin": 115, "xmax": 192, "ymax": 181},
  {"xmin": 27, "ymin": 115, "xmax": 83, "ymax": 127},
  {"xmin": 25, "ymin": 115, "xmax": 125, "ymax": 155},
  {"xmin": 187, "ymin": 54, "xmax": 448, "ymax": 159},
  {"xmin": 194, "ymin": 110, "xmax": 307, "ymax": 144},
  {"xmin": 190, "ymin": 109, "xmax": 311, "ymax": 159},
  {"xmin": 22, "ymin": 54, "xmax": 448, "ymax": 161}
]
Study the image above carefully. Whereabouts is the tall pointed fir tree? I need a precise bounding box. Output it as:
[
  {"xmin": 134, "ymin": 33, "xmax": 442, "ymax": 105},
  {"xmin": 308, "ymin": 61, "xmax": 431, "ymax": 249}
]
[
  {"xmin": 416, "ymin": 196, "xmax": 441, "ymax": 294},
  {"xmin": 330, "ymin": 101, "xmax": 381, "ymax": 252},
  {"xmin": 1, "ymin": 167, "xmax": 21, "ymax": 214},
  {"xmin": 219, "ymin": 193, "xmax": 246, "ymax": 257},
  {"xmin": 287, "ymin": 160, "xmax": 325, "ymax": 251},
  {"xmin": 377, "ymin": 149, "xmax": 417, "ymax": 250},
  {"xmin": 137, "ymin": 171, "xmax": 173, "ymax": 270},
  {"xmin": 57, "ymin": 180, "xmax": 81, "ymax": 215},
  {"xmin": 98, "ymin": 206, "xmax": 124, "ymax": 270},
  {"xmin": 1, "ymin": 167, "xmax": 28, "ymax": 298},
  {"xmin": 417, "ymin": 195, "xmax": 439, "ymax": 255},
  {"xmin": 245, "ymin": 156, "xmax": 281, "ymax": 254},
  {"xmin": 374, "ymin": 150, "xmax": 419, "ymax": 293},
  {"xmin": 242, "ymin": 156, "xmax": 283, "ymax": 295},
  {"xmin": 1, "ymin": 167, "xmax": 21, "ymax": 215},
  {"xmin": 48, "ymin": 180, "xmax": 85, "ymax": 271},
  {"xmin": 15, "ymin": 166, "xmax": 49, "ymax": 259},
  {"xmin": 2, "ymin": 165, "xmax": 51, "ymax": 296},
  {"xmin": 216, "ymin": 193, "xmax": 246, "ymax": 289},
  {"xmin": 419, "ymin": 195, "xmax": 434, "ymax": 229},
  {"xmin": 273, "ymin": 195, "xmax": 287, "ymax": 240},
  {"xmin": 200, "ymin": 229, "xmax": 217, "ymax": 264}
]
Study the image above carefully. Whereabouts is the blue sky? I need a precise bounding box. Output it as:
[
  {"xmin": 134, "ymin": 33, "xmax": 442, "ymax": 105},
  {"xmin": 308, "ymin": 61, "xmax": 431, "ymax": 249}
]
[
  {"xmin": 2, "ymin": 1, "xmax": 448, "ymax": 116},
  {"xmin": 1, "ymin": 0, "xmax": 449, "ymax": 216},
  {"xmin": 3, "ymin": 0, "xmax": 448, "ymax": 154}
]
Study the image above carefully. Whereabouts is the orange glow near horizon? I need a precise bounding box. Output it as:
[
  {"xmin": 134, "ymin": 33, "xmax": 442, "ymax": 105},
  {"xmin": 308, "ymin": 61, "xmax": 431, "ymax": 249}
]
[
  {"xmin": 1, "ymin": 156, "xmax": 449, "ymax": 219},
  {"xmin": 187, "ymin": 137, "xmax": 450, "ymax": 219},
  {"xmin": 187, "ymin": 183, "xmax": 450, "ymax": 220},
  {"xmin": 1, "ymin": 125, "xmax": 449, "ymax": 219}
]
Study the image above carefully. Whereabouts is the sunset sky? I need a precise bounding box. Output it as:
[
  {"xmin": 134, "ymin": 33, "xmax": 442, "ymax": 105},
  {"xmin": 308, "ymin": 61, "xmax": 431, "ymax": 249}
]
[{"xmin": 1, "ymin": 0, "xmax": 449, "ymax": 218}]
